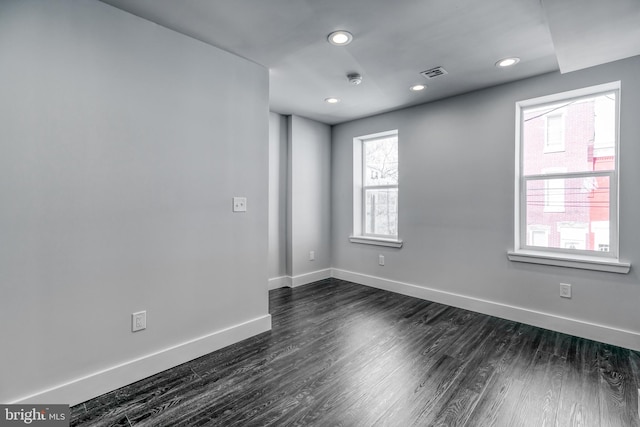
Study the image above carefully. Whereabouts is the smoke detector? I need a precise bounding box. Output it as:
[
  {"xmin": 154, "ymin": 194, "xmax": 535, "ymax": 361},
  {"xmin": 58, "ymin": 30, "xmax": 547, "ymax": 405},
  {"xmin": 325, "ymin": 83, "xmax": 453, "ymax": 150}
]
[{"xmin": 347, "ymin": 73, "xmax": 363, "ymax": 85}]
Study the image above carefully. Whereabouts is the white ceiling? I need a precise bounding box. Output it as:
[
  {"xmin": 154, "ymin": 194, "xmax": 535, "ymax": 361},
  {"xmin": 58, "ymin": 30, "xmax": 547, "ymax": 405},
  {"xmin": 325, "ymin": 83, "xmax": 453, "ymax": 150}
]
[
  {"xmin": 99, "ymin": 0, "xmax": 640, "ymax": 125},
  {"xmin": 542, "ymin": 0, "xmax": 640, "ymax": 74}
]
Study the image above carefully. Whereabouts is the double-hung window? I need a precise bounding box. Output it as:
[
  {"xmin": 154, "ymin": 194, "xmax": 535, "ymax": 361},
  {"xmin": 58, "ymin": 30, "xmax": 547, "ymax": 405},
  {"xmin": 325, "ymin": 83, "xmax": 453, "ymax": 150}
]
[
  {"xmin": 508, "ymin": 81, "xmax": 629, "ymax": 273},
  {"xmin": 350, "ymin": 130, "xmax": 402, "ymax": 247}
]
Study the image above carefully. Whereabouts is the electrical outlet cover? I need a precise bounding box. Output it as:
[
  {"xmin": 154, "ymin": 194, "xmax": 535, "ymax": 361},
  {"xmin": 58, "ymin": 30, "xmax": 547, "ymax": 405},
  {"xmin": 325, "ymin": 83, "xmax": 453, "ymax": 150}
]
[
  {"xmin": 233, "ymin": 197, "xmax": 247, "ymax": 212},
  {"xmin": 132, "ymin": 311, "xmax": 147, "ymax": 332}
]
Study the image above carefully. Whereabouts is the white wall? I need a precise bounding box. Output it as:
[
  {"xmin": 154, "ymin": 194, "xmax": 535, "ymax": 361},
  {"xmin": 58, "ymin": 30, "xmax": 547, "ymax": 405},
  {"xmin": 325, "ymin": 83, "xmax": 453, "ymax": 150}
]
[
  {"xmin": 287, "ymin": 116, "xmax": 332, "ymax": 285},
  {"xmin": 268, "ymin": 113, "xmax": 288, "ymax": 281},
  {"xmin": 331, "ymin": 56, "xmax": 640, "ymax": 350},
  {"xmin": 0, "ymin": 0, "xmax": 270, "ymax": 404}
]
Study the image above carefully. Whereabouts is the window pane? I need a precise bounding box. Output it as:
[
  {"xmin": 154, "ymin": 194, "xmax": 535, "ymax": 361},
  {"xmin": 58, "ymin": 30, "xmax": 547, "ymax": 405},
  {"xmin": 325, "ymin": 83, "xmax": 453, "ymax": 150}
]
[
  {"xmin": 544, "ymin": 178, "xmax": 565, "ymax": 213},
  {"xmin": 365, "ymin": 188, "xmax": 398, "ymax": 236},
  {"xmin": 522, "ymin": 92, "xmax": 616, "ymax": 176},
  {"xmin": 525, "ymin": 176, "xmax": 610, "ymax": 250},
  {"xmin": 364, "ymin": 136, "xmax": 398, "ymax": 186}
]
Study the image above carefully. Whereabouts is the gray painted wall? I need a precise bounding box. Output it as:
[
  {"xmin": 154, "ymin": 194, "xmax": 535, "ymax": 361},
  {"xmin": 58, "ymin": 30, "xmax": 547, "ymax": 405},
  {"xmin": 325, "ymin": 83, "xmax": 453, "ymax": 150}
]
[
  {"xmin": 287, "ymin": 116, "xmax": 332, "ymax": 278},
  {"xmin": 0, "ymin": 0, "xmax": 269, "ymax": 402},
  {"xmin": 331, "ymin": 56, "xmax": 640, "ymax": 338},
  {"xmin": 268, "ymin": 113, "xmax": 288, "ymax": 279}
]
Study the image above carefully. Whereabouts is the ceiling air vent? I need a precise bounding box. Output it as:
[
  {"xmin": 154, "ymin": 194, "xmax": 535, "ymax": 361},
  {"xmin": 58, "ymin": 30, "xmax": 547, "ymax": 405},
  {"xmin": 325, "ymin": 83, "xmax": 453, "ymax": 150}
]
[{"xmin": 420, "ymin": 66, "xmax": 448, "ymax": 80}]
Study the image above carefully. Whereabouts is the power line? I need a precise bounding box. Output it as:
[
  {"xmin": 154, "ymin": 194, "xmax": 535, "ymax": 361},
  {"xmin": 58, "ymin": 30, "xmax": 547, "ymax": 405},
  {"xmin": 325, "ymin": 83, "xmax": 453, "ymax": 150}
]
[{"xmin": 524, "ymin": 101, "xmax": 577, "ymax": 122}]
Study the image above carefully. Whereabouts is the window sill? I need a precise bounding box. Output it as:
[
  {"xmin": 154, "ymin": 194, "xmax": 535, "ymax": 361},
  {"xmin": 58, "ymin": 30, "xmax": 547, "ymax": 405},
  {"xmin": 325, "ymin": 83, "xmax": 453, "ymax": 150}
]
[
  {"xmin": 349, "ymin": 236, "xmax": 403, "ymax": 248},
  {"xmin": 507, "ymin": 250, "xmax": 630, "ymax": 274}
]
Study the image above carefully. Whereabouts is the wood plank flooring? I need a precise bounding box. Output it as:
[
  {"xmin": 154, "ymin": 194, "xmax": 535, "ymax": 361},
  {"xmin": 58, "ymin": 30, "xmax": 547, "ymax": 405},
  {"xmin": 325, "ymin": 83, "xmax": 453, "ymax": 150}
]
[{"xmin": 71, "ymin": 278, "xmax": 640, "ymax": 426}]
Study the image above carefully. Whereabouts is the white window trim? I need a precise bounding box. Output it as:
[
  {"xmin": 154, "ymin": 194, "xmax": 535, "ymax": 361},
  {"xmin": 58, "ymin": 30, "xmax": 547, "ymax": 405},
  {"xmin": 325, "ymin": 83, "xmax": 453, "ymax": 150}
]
[
  {"xmin": 349, "ymin": 235, "xmax": 403, "ymax": 248},
  {"xmin": 509, "ymin": 81, "xmax": 629, "ymax": 274},
  {"xmin": 506, "ymin": 250, "xmax": 630, "ymax": 274},
  {"xmin": 350, "ymin": 130, "xmax": 403, "ymax": 248}
]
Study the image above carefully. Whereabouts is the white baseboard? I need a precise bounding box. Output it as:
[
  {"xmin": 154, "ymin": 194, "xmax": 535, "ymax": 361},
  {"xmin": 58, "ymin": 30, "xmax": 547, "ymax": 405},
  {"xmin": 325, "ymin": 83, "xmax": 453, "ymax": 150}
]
[
  {"xmin": 331, "ymin": 268, "xmax": 640, "ymax": 352},
  {"xmin": 268, "ymin": 270, "xmax": 332, "ymax": 290},
  {"xmin": 268, "ymin": 276, "xmax": 291, "ymax": 290},
  {"xmin": 10, "ymin": 314, "xmax": 272, "ymax": 406},
  {"xmin": 291, "ymin": 268, "xmax": 332, "ymax": 288}
]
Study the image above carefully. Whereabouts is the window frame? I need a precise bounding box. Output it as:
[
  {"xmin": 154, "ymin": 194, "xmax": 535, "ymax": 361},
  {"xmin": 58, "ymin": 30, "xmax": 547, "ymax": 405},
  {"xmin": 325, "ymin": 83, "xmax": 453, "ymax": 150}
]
[
  {"xmin": 350, "ymin": 130, "xmax": 403, "ymax": 248},
  {"xmin": 508, "ymin": 81, "xmax": 630, "ymax": 273}
]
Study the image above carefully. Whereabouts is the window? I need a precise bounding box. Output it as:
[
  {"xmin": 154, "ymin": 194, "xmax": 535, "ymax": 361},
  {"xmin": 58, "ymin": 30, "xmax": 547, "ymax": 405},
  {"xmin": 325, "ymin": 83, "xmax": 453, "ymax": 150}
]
[
  {"xmin": 544, "ymin": 113, "xmax": 565, "ymax": 152},
  {"xmin": 350, "ymin": 130, "xmax": 402, "ymax": 248},
  {"xmin": 363, "ymin": 136, "xmax": 398, "ymax": 236},
  {"xmin": 508, "ymin": 81, "xmax": 629, "ymax": 273},
  {"xmin": 527, "ymin": 226, "xmax": 550, "ymax": 247}
]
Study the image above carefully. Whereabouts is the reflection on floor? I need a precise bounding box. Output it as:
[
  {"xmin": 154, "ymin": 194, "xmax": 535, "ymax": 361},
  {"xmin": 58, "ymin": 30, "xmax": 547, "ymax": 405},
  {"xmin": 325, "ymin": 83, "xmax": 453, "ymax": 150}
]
[{"xmin": 71, "ymin": 278, "xmax": 640, "ymax": 426}]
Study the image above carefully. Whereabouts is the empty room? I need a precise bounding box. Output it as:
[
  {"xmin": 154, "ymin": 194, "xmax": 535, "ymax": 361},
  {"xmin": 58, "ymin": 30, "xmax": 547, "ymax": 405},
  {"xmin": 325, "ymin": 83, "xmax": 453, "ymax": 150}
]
[{"xmin": 1, "ymin": 0, "xmax": 639, "ymax": 425}]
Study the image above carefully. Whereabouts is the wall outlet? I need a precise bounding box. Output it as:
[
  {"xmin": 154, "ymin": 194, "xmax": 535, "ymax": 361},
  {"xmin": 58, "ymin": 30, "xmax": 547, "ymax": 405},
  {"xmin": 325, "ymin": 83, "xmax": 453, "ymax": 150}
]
[
  {"xmin": 132, "ymin": 311, "xmax": 147, "ymax": 332},
  {"xmin": 559, "ymin": 283, "xmax": 572, "ymax": 299},
  {"xmin": 309, "ymin": 251, "xmax": 315, "ymax": 261},
  {"xmin": 379, "ymin": 254, "xmax": 385, "ymax": 266},
  {"xmin": 232, "ymin": 197, "xmax": 247, "ymax": 212}
]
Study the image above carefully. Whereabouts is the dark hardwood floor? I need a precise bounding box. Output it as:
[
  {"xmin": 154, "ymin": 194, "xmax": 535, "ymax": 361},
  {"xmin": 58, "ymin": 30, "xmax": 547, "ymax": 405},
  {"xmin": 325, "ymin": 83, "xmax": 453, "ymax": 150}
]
[{"xmin": 71, "ymin": 278, "xmax": 640, "ymax": 426}]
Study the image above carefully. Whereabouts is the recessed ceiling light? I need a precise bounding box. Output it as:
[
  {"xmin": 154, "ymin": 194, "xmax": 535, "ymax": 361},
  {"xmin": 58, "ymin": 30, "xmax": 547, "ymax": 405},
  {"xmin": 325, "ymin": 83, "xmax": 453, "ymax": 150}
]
[
  {"xmin": 410, "ymin": 84, "xmax": 427, "ymax": 92},
  {"xmin": 496, "ymin": 57, "xmax": 520, "ymax": 67},
  {"xmin": 328, "ymin": 31, "xmax": 353, "ymax": 46},
  {"xmin": 325, "ymin": 97, "xmax": 341, "ymax": 104}
]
